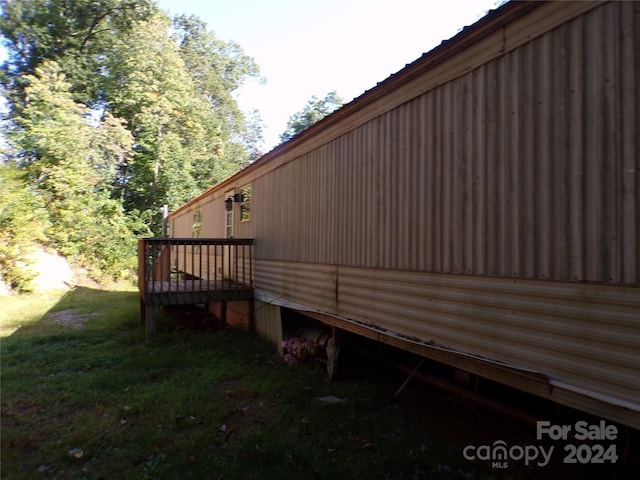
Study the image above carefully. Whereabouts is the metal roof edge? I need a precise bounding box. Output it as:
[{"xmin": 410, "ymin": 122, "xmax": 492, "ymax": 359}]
[{"xmin": 170, "ymin": 0, "xmax": 542, "ymax": 218}]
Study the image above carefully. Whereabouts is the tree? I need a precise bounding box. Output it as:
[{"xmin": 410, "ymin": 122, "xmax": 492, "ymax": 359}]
[
  {"xmin": 0, "ymin": 0, "xmax": 263, "ymax": 287},
  {"xmin": 104, "ymin": 13, "xmax": 205, "ymax": 217},
  {"xmin": 102, "ymin": 12, "xmax": 264, "ymax": 230},
  {"xmin": 172, "ymin": 15, "xmax": 263, "ymax": 164},
  {"xmin": 279, "ymin": 91, "xmax": 344, "ymax": 143},
  {"xmin": 0, "ymin": 0, "xmax": 156, "ymax": 106},
  {"xmin": 1, "ymin": 2, "xmax": 262, "ymax": 222},
  {"xmin": 7, "ymin": 60, "xmax": 142, "ymax": 280},
  {"xmin": 0, "ymin": 164, "xmax": 49, "ymax": 291}
]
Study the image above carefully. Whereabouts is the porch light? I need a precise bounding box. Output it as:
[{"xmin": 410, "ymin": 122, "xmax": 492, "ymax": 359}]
[
  {"xmin": 224, "ymin": 197, "xmax": 233, "ymax": 211},
  {"xmin": 233, "ymin": 193, "xmax": 244, "ymax": 203}
]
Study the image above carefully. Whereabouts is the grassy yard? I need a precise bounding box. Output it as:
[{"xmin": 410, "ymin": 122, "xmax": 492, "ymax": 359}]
[{"xmin": 1, "ymin": 286, "xmax": 494, "ymax": 479}]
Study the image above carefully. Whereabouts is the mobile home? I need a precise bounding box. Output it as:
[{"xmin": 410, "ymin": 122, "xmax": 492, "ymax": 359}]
[{"xmin": 156, "ymin": 1, "xmax": 639, "ymax": 429}]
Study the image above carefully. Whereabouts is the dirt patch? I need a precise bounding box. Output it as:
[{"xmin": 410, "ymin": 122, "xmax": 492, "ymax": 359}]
[
  {"xmin": 27, "ymin": 248, "xmax": 75, "ymax": 292},
  {"xmin": 42, "ymin": 309, "xmax": 99, "ymax": 329}
]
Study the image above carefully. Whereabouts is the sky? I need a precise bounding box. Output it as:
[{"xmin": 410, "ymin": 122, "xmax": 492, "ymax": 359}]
[{"xmin": 157, "ymin": 0, "xmax": 500, "ymax": 151}]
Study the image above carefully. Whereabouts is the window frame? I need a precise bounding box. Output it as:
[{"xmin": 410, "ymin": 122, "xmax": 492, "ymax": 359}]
[
  {"xmin": 192, "ymin": 208, "xmax": 202, "ymax": 238},
  {"xmin": 240, "ymin": 184, "xmax": 251, "ymax": 223}
]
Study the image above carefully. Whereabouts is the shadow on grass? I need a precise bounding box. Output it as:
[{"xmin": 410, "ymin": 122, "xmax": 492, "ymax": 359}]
[
  {"xmin": 2, "ymin": 286, "xmax": 496, "ymax": 480},
  {"xmin": 2, "ymin": 286, "xmax": 260, "ymax": 478},
  {"xmin": 4, "ymin": 285, "xmax": 223, "ymax": 341},
  {"xmin": 4, "ymin": 287, "xmax": 635, "ymax": 480},
  {"xmin": 4, "ymin": 286, "xmax": 139, "ymax": 337}
]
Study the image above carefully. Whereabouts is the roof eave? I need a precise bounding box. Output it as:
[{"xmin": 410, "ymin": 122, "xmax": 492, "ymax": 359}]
[{"xmin": 169, "ymin": 0, "xmax": 542, "ymax": 218}]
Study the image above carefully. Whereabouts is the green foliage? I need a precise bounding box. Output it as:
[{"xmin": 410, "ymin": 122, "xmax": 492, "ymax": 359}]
[
  {"xmin": 0, "ymin": 0, "xmax": 157, "ymax": 105},
  {"xmin": 6, "ymin": 60, "xmax": 145, "ymax": 281},
  {"xmin": 280, "ymin": 91, "xmax": 344, "ymax": 143},
  {"xmin": 0, "ymin": 0, "xmax": 262, "ymax": 289},
  {"xmin": 104, "ymin": 13, "xmax": 205, "ymax": 218},
  {"xmin": 0, "ymin": 164, "xmax": 49, "ymax": 291},
  {"xmin": 102, "ymin": 12, "xmax": 263, "ymax": 227},
  {"xmin": 173, "ymin": 14, "xmax": 263, "ymax": 163},
  {"xmin": 11, "ymin": 61, "xmax": 94, "ymax": 175}
]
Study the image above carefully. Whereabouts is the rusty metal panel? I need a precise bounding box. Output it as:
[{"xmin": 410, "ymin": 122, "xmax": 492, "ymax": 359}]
[
  {"xmin": 254, "ymin": 260, "xmax": 337, "ymax": 315},
  {"xmin": 337, "ymin": 267, "xmax": 640, "ymax": 409}
]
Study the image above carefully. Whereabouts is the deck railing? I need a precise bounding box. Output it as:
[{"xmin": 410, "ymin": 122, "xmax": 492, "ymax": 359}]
[{"xmin": 138, "ymin": 238, "xmax": 254, "ymax": 306}]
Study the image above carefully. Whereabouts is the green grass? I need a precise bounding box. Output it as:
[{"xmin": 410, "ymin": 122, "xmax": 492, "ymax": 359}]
[
  {"xmin": 1, "ymin": 286, "xmax": 491, "ymax": 479},
  {"xmin": 0, "ymin": 290, "xmax": 66, "ymax": 336}
]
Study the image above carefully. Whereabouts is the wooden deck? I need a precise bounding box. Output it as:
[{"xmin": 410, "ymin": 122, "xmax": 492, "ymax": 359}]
[
  {"xmin": 138, "ymin": 238, "xmax": 254, "ymax": 338},
  {"xmin": 144, "ymin": 279, "xmax": 253, "ymax": 305}
]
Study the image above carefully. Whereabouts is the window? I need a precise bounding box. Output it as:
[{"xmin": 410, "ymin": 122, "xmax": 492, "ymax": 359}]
[
  {"xmin": 192, "ymin": 208, "xmax": 202, "ymax": 238},
  {"xmin": 240, "ymin": 185, "xmax": 251, "ymax": 222},
  {"xmin": 225, "ymin": 190, "xmax": 234, "ymax": 238}
]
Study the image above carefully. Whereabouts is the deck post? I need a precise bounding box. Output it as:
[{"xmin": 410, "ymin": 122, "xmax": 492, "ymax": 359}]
[
  {"xmin": 140, "ymin": 297, "xmax": 146, "ymax": 325},
  {"xmin": 248, "ymin": 298, "xmax": 255, "ymax": 332},
  {"xmin": 145, "ymin": 303, "xmax": 157, "ymax": 340},
  {"xmin": 221, "ymin": 301, "xmax": 227, "ymax": 325}
]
